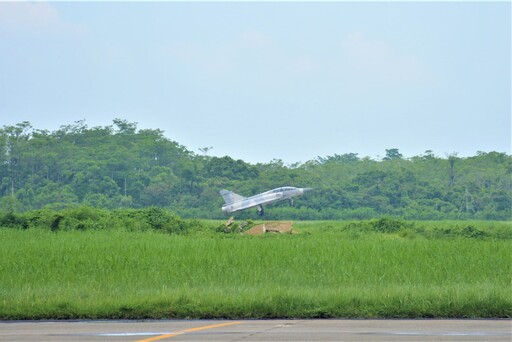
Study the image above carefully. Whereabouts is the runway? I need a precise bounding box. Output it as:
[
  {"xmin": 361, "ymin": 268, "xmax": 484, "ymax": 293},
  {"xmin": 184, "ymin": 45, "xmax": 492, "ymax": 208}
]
[{"xmin": 0, "ymin": 319, "xmax": 510, "ymax": 341}]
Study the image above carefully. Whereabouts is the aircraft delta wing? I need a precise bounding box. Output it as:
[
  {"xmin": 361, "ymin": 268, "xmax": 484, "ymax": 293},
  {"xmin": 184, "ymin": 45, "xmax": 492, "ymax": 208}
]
[{"xmin": 220, "ymin": 186, "xmax": 312, "ymax": 216}]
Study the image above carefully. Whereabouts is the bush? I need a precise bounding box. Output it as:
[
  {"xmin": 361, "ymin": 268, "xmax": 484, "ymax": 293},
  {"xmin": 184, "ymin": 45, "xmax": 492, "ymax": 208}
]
[
  {"xmin": 125, "ymin": 207, "xmax": 203, "ymax": 234},
  {"xmin": 371, "ymin": 217, "xmax": 411, "ymax": 233},
  {"xmin": 0, "ymin": 212, "xmax": 28, "ymax": 229},
  {"xmin": 458, "ymin": 225, "xmax": 487, "ymax": 239},
  {"xmin": 2, "ymin": 206, "xmax": 204, "ymax": 234}
]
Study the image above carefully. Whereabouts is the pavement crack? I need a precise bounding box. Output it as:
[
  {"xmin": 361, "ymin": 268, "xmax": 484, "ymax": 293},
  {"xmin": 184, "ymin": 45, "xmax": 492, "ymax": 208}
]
[{"xmin": 231, "ymin": 320, "xmax": 304, "ymax": 342}]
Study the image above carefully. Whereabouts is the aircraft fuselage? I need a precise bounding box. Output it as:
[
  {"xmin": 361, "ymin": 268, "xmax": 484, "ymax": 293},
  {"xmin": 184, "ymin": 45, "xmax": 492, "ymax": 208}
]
[{"xmin": 220, "ymin": 187, "xmax": 312, "ymax": 215}]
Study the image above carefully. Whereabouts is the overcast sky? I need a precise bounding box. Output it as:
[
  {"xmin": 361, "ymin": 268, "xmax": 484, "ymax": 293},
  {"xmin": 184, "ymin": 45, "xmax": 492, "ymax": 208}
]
[{"xmin": 0, "ymin": 1, "xmax": 510, "ymax": 164}]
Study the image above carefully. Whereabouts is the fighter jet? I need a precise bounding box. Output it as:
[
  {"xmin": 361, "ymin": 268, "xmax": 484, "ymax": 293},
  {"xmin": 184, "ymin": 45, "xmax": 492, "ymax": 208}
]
[{"xmin": 220, "ymin": 186, "xmax": 313, "ymax": 216}]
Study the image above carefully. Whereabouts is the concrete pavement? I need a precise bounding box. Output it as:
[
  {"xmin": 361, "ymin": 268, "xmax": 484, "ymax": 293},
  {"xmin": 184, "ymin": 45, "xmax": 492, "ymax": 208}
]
[{"xmin": 0, "ymin": 319, "xmax": 510, "ymax": 341}]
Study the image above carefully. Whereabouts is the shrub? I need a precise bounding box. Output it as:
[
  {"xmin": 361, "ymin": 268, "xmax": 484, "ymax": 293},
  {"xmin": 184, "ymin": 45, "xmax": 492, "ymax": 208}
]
[
  {"xmin": 371, "ymin": 217, "xmax": 411, "ymax": 233},
  {"xmin": 458, "ymin": 225, "xmax": 487, "ymax": 239},
  {"xmin": 0, "ymin": 212, "xmax": 28, "ymax": 229}
]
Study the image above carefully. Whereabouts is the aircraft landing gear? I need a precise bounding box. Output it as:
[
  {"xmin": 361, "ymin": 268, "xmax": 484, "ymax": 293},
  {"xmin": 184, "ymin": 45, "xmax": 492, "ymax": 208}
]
[{"xmin": 257, "ymin": 205, "xmax": 264, "ymax": 216}]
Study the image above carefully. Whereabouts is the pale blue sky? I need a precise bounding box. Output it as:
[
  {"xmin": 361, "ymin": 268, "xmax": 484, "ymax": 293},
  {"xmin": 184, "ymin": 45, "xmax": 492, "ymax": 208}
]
[{"xmin": 0, "ymin": 1, "xmax": 510, "ymax": 163}]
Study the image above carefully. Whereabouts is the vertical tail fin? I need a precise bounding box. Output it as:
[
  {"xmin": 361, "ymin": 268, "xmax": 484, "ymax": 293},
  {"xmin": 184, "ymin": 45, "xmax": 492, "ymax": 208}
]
[{"xmin": 220, "ymin": 189, "xmax": 245, "ymax": 205}]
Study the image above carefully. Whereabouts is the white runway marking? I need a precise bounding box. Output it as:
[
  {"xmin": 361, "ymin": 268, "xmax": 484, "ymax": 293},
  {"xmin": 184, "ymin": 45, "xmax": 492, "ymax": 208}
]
[{"xmin": 381, "ymin": 332, "xmax": 510, "ymax": 336}]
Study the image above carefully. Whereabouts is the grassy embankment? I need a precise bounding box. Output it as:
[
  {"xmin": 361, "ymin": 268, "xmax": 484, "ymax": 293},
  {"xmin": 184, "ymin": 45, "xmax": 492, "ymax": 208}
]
[{"xmin": 0, "ymin": 220, "xmax": 511, "ymax": 319}]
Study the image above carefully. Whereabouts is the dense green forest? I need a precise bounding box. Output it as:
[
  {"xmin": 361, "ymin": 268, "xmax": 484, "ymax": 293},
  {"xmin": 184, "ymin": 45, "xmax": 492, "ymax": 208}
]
[{"xmin": 1, "ymin": 120, "xmax": 510, "ymax": 220}]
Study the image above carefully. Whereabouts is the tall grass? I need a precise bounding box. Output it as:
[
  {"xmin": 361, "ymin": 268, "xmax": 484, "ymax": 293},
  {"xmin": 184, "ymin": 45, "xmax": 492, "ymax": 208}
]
[{"xmin": 0, "ymin": 225, "xmax": 510, "ymax": 319}]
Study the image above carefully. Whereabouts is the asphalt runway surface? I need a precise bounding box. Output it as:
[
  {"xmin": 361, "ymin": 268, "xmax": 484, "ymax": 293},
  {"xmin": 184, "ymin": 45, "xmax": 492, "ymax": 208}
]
[{"xmin": 0, "ymin": 319, "xmax": 510, "ymax": 341}]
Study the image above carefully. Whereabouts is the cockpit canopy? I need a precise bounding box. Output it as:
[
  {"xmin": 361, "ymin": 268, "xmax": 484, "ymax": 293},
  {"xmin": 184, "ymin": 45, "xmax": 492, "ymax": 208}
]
[{"xmin": 272, "ymin": 187, "xmax": 296, "ymax": 193}]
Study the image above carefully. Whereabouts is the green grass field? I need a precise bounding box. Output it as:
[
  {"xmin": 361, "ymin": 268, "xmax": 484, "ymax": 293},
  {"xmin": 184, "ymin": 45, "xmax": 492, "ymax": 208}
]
[{"xmin": 0, "ymin": 220, "xmax": 511, "ymax": 319}]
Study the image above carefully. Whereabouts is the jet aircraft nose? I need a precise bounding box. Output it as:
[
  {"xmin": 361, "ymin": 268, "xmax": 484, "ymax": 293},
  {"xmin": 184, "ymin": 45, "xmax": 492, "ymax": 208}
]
[{"xmin": 302, "ymin": 188, "xmax": 313, "ymax": 192}]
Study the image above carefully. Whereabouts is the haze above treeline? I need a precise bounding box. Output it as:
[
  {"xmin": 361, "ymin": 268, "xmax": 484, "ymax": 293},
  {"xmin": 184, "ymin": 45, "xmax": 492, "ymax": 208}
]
[
  {"xmin": 2, "ymin": 2, "xmax": 510, "ymax": 164},
  {"xmin": 1, "ymin": 120, "xmax": 510, "ymax": 220}
]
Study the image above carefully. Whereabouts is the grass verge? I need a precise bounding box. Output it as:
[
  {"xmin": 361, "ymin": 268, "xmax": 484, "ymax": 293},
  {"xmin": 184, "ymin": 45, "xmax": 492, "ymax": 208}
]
[{"xmin": 0, "ymin": 223, "xmax": 510, "ymax": 319}]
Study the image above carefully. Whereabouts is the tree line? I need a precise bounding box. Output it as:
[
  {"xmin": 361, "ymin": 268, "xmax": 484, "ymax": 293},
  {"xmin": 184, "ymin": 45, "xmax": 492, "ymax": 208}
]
[{"xmin": 1, "ymin": 120, "xmax": 510, "ymax": 220}]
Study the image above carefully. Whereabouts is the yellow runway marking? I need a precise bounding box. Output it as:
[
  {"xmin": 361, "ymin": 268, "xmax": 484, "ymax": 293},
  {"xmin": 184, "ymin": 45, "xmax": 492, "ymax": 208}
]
[{"xmin": 135, "ymin": 321, "xmax": 241, "ymax": 342}]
